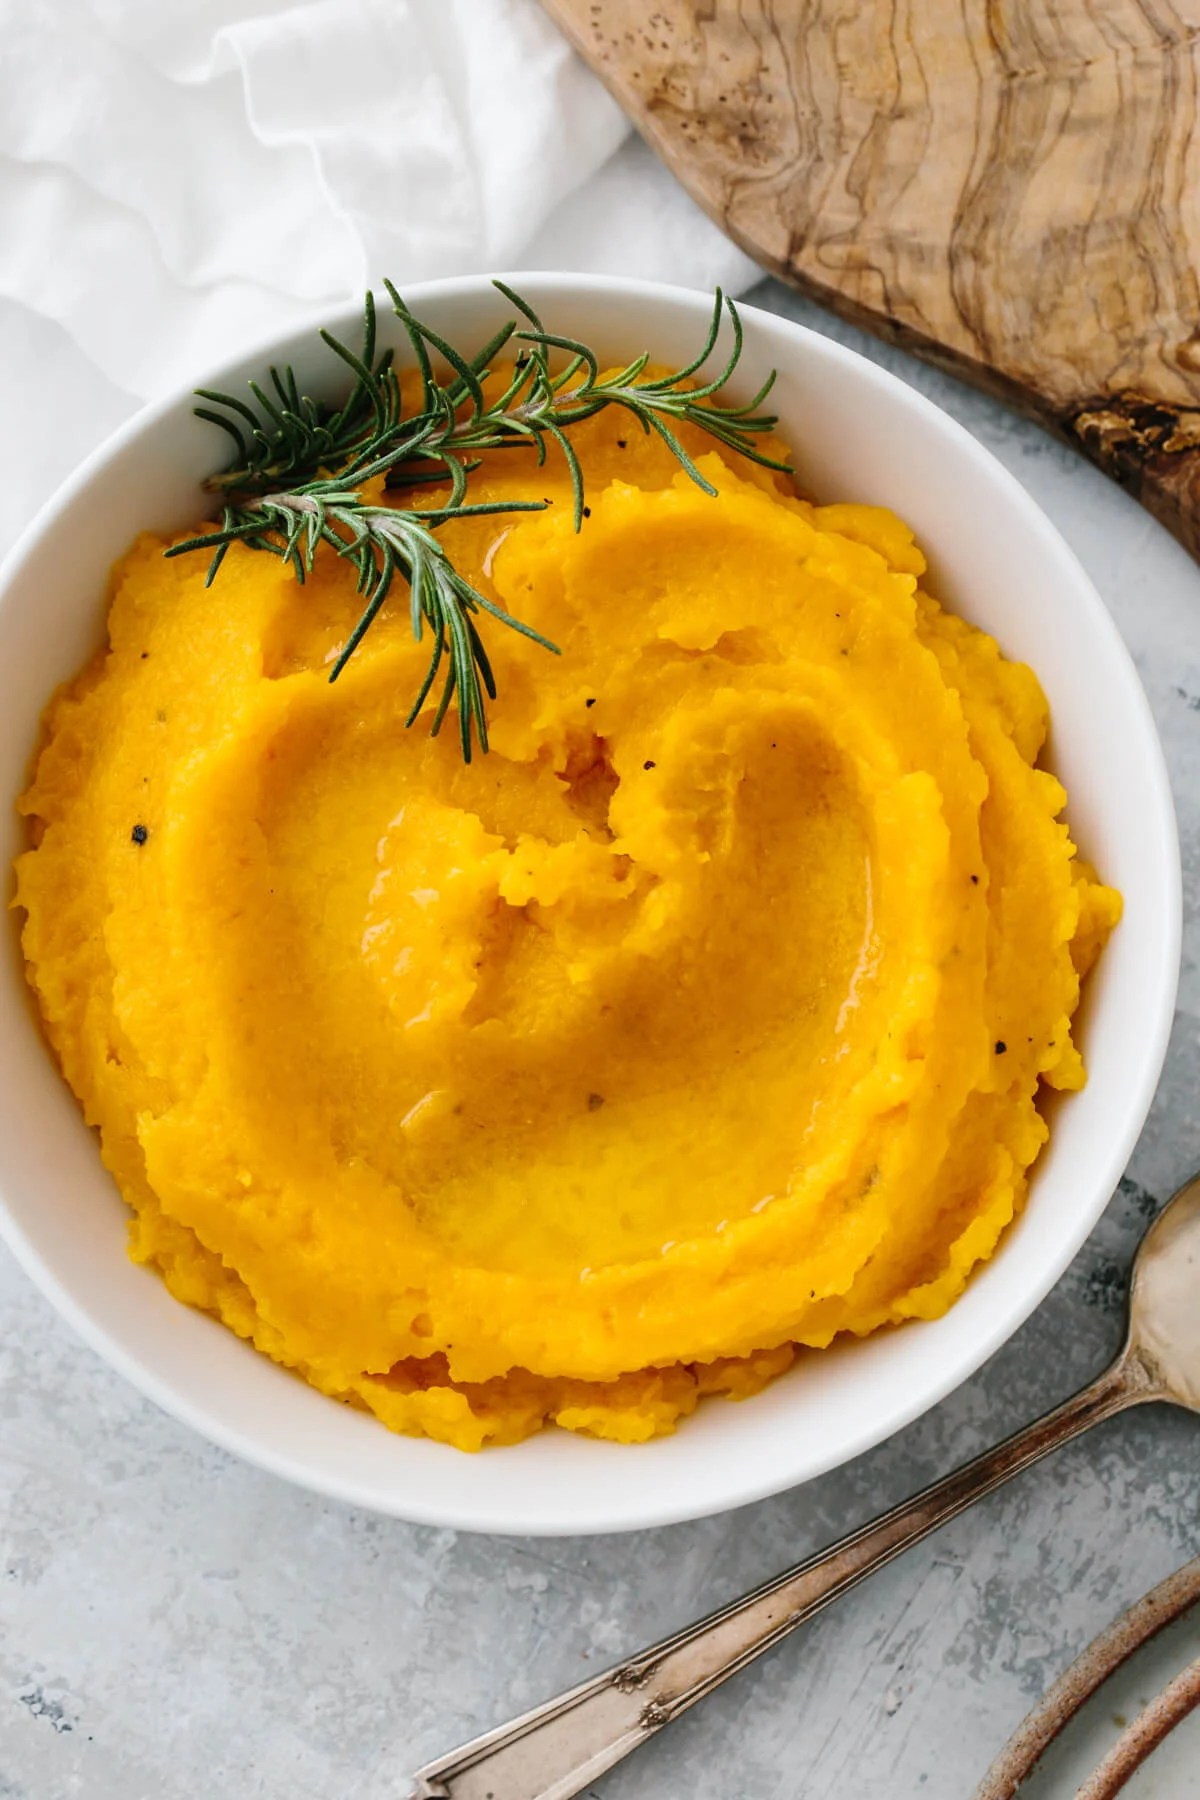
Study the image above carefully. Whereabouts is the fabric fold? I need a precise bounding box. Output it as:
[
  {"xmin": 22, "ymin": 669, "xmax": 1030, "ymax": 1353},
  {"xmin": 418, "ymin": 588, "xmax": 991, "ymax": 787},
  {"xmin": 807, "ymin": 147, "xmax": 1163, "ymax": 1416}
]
[{"xmin": 1, "ymin": 0, "xmax": 759, "ymax": 553}]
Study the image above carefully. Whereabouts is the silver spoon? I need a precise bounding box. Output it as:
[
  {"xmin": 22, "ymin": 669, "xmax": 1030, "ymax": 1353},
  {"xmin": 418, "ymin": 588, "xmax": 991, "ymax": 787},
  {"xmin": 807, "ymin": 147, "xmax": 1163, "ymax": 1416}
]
[{"xmin": 410, "ymin": 1173, "xmax": 1200, "ymax": 1800}]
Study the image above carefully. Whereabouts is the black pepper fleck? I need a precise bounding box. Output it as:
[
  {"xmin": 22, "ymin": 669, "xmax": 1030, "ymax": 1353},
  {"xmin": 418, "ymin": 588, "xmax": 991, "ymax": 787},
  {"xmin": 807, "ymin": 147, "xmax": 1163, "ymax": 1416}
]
[
  {"xmin": 131, "ymin": 824, "xmax": 148, "ymax": 845},
  {"xmin": 970, "ymin": 874, "xmax": 980, "ymax": 884},
  {"xmin": 995, "ymin": 1040, "xmax": 1007, "ymax": 1055},
  {"xmin": 587, "ymin": 1092, "xmax": 605, "ymax": 1112},
  {"xmin": 616, "ymin": 438, "xmax": 627, "ymax": 449},
  {"xmin": 582, "ymin": 505, "xmax": 591, "ymax": 518},
  {"xmin": 585, "ymin": 697, "xmax": 596, "ymax": 708},
  {"xmin": 643, "ymin": 759, "xmax": 656, "ymax": 770}
]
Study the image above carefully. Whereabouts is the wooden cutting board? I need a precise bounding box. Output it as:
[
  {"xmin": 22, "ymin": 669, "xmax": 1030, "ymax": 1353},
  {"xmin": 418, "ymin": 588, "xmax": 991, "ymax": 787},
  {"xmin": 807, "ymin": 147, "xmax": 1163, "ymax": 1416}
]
[{"xmin": 541, "ymin": 0, "xmax": 1200, "ymax": 558}]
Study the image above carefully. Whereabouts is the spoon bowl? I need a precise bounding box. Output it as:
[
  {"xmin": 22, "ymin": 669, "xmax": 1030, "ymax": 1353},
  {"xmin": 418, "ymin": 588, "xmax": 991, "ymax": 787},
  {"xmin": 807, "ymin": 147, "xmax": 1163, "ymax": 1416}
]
[{"xmin": 1128, "ymin": 1172, "xmax": 1200, "ymax": 1412}]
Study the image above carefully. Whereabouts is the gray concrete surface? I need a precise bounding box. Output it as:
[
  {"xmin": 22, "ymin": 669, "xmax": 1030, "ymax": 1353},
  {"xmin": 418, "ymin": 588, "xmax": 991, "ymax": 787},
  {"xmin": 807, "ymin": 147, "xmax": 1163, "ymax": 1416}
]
[{"xmin": 1, "ymin": 276, "xmax": 1197, "ymax": 1800}]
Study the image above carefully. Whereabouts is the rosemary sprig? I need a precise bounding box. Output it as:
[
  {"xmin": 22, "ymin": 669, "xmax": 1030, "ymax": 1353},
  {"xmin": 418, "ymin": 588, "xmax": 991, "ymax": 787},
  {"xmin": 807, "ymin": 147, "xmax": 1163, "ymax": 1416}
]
[{"xmin": 168, "ymin": 282, "xmax": 789, "ymax": 761}]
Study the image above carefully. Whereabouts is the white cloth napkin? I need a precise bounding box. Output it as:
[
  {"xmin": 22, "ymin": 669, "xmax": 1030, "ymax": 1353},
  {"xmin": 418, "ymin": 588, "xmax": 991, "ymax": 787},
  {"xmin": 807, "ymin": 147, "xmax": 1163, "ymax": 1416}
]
[{"xmin": 0, "ymin": 0, "xmax": 758, "ymax": 554}]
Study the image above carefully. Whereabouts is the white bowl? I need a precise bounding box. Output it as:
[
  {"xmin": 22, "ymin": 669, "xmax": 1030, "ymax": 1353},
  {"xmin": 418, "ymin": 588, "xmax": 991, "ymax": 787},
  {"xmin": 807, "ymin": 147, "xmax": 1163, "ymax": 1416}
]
[{"xmin": 0, "ymin": 274, "xmax": 1180, "ymax": 1536}]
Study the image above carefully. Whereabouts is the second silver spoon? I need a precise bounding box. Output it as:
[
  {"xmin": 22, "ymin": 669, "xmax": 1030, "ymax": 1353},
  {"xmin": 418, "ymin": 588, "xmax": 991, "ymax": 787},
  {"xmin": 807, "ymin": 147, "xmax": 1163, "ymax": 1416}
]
[{"xmin": 410, "ymin": 1171, "xmax": 1200, "ymax": 1800}]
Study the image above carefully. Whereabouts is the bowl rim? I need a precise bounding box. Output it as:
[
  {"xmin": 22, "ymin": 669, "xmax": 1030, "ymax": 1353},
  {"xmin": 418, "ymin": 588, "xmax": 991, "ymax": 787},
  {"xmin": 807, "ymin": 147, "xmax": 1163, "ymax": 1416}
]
[{"xmin": 0, "ymin": 270, "xmax": 1182, "ymax": 1535}]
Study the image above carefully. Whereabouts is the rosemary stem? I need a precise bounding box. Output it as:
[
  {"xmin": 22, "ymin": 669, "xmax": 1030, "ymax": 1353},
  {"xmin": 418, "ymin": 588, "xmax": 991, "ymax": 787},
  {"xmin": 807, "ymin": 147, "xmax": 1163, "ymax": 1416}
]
[{"xmin": 168, "ymin": 283, "xmax": 789, "ymax": 762}]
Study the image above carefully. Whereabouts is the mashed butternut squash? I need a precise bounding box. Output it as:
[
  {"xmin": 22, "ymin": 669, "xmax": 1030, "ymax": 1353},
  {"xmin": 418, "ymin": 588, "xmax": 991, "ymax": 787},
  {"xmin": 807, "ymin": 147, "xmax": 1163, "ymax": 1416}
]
[{"xmin": 15, "ymin": 387, "xmax": 1119, "ymax": 1448}]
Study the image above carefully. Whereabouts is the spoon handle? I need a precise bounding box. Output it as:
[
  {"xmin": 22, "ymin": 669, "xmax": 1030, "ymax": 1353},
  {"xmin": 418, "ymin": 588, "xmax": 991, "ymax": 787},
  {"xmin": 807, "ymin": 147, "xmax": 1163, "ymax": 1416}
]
[{"xmin": 409, "ymin": 1354, "xmax": 1154, "ymax": 1800}]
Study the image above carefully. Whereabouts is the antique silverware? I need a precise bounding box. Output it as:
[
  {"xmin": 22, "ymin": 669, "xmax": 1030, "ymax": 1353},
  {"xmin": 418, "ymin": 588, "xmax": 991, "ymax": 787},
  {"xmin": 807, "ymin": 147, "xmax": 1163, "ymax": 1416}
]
[
  {"xmin": 411, "ymin": 1173, "xmax": 1200, "ymax": 1800},
  {"xmin": 974, "ymin": 1552, "xmax": 1200, "ymax": 1798}
]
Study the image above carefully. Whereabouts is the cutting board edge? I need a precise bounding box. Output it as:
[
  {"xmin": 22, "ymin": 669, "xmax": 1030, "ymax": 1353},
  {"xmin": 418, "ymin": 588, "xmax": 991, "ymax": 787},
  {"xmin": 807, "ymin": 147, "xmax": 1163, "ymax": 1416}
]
[{"xmin": 540, "ymin": 0, "xmax": 1200, "ymax": 562}]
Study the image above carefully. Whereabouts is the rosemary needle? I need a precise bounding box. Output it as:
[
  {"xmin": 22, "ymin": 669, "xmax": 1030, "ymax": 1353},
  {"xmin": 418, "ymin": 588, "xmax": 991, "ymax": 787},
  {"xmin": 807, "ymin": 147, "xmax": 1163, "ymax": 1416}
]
[{"xmin": 167, "ymin": 283, "xmax": 790, "ymax": 762}]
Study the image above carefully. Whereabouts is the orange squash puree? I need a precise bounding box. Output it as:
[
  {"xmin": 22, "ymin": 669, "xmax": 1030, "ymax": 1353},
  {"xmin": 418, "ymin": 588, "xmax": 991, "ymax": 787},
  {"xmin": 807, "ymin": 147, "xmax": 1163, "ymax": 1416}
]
[{"xmin": 15, "ymin": 384, "xmax": 1119, "ymax": 1448}]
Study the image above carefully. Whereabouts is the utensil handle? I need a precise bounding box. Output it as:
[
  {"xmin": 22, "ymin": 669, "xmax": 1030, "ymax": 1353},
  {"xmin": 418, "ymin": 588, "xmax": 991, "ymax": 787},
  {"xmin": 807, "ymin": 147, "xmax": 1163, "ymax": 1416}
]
[{"xmin": 410, "ymin": 1354, "xmax": 1153, "ymax": 1800}]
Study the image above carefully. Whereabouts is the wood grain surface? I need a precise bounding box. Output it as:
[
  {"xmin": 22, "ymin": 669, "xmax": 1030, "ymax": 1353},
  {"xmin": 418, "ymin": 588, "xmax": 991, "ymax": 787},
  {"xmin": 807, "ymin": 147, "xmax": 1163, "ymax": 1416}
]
[{"xmin": 541, "ymin": 0, "xmax": 1200, "ymax": 557}]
